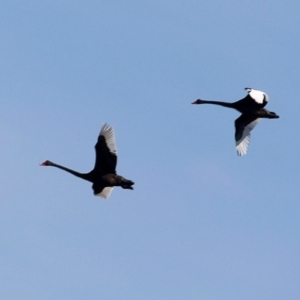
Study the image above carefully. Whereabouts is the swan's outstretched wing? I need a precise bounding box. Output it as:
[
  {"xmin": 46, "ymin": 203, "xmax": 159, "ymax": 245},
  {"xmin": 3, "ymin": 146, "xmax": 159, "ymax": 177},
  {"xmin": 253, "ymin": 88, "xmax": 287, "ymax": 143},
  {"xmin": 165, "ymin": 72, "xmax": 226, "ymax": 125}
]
[
  {"xmin": 94, "ymin": 124, "xmax": 117, "ymax": 173},
  {"xmin": 234, "ymin": 88, "xmax": 268, "ymax": 110},
  {"xmin": 245, "ymin": 88, "xmax": 268, "ymax": 104},
  {"xmin": 235, "ymin": 114, "xmax": 261, "ymax": 156}
]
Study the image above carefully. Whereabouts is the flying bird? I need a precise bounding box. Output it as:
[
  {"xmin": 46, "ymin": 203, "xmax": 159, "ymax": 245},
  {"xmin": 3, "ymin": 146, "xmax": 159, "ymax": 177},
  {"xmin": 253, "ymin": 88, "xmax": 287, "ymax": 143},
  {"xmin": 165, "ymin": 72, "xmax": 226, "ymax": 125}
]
[
  {"xmin": 40, "ymin": 124, "xmax": 134, "ymax": 198},
  {"xmin": 192, "ymin": 88, "xmax": 279, "ymax": 156}
]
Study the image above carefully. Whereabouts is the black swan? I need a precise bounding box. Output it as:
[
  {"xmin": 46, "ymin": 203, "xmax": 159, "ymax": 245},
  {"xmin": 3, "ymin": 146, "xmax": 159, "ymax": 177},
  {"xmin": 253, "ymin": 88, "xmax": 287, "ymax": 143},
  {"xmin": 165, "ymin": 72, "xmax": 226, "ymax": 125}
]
[
  {"xmin": 40, "ymin": 124, "xmax": 134, "ymax": 198},
  {"xmin": 192, "ymin": 88, "xmax": 279, "ymax": 156}
]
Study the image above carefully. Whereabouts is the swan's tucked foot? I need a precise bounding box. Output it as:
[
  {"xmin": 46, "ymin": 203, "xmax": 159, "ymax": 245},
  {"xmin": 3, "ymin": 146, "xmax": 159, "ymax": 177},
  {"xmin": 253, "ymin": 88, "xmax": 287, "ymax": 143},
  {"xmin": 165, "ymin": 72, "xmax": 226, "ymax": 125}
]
[
  {"xmin": 268, "ymin": 111, "xmax": 280, "ymax": 118},
  {"xmin": 122, "ymin": 186, "xmax": 134, "ymax": 190},
  {"xmin": 121, "ymin": 179, "xmax": 134, "ymax": 190}
]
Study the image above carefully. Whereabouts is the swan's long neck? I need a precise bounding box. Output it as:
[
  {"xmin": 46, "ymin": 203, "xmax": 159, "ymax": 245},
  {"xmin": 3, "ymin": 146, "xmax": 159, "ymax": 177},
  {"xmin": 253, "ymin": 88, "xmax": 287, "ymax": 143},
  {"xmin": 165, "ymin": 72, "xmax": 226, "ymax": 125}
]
[
  {"xmin": 200, "ymin": 100, "xmax": 235, "ymax": 108},
  {"xmin": 50, "ymin": 162, "xmax": 91, "ymax": 181}
]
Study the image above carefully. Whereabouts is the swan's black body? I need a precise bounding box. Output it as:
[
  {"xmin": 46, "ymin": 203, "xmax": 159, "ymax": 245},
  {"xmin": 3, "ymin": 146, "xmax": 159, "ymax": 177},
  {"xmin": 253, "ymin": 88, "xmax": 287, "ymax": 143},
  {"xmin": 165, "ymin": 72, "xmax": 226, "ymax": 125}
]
[
  {"xmin": 41, "ymin": 124, "xmax": 134, "ymax": 198},
  {"xmin": 192, "ymin": 88, "xmax": 279, "ymax": 156}
]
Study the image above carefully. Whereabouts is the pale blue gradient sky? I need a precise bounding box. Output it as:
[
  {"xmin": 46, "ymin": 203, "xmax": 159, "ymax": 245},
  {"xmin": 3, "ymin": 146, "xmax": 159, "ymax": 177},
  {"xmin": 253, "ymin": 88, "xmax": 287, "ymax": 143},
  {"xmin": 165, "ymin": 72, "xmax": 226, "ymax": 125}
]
[{"xmin": 1, "ymin": 1, "xmax": 300, "ymax": 299}]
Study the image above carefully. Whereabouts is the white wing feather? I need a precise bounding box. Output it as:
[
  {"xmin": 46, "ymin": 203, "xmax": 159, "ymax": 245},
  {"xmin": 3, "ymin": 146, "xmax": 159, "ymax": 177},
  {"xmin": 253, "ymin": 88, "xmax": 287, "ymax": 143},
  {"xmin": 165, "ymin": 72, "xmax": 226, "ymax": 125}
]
[
  {"xmin": 247, "ymin": 88, "xmax": 269, "ymax": 104},
  {"xmin": 100, "ymin": 123, "xmax": 117, "ymax": 155},
  {"xmin": 236, "ymin": 118, "xmax": 261, "ymax": 156},
  {"xmin": 96, "ymin": 187, "xmax": 114, "ymax": 199}
]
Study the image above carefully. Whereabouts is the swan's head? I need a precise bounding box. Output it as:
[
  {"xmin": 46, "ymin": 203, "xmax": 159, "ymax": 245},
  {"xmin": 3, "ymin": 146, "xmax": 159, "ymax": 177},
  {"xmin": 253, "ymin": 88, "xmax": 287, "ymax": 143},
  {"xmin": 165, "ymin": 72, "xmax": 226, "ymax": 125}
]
[
  {"xmin": 192, "ymin": 99, "xmax": 203, "ymax": 104},
  {"xmin": 40, "ymin": 160, "xmax": 52, "ymax": 166}
]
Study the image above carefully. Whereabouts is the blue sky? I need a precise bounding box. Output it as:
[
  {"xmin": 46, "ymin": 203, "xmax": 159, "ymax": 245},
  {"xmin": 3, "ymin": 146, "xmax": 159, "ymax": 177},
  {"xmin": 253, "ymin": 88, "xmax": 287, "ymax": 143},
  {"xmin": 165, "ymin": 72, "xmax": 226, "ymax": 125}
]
[{"xmin": 1, "ymin": 1, "xmax": 300, "ymax": 299}]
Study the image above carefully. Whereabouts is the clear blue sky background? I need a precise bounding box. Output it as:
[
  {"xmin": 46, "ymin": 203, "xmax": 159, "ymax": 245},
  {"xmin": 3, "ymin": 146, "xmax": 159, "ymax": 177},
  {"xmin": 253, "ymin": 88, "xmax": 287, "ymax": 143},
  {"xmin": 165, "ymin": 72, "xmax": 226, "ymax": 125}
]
[{"xmin": 1, "ymin": 1, "xmax": 299, "ymax": 299}]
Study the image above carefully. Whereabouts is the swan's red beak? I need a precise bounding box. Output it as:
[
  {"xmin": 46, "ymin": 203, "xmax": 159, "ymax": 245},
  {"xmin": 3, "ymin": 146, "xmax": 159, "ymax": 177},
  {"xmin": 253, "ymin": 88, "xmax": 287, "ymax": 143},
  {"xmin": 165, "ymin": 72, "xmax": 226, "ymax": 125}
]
[
  {"xmin": 191, "ymin": 100, "xmax": 198, "ymax": 104},
  {"xmin": 40, "ymin": 161, "xmax": 47, "ymax": 166}
]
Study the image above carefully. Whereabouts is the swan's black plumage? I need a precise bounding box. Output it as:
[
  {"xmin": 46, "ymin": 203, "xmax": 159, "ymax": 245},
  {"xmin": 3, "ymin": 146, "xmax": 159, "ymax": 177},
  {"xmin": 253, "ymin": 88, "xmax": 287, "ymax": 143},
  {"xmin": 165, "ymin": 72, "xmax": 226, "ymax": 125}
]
[
  {"xmin": 41, "ymin": 124, "xmax": 134, "ymax": 198},
  {"xmin": 192, "ymin": 88, "xmax": 279, "ymax": 156}
]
